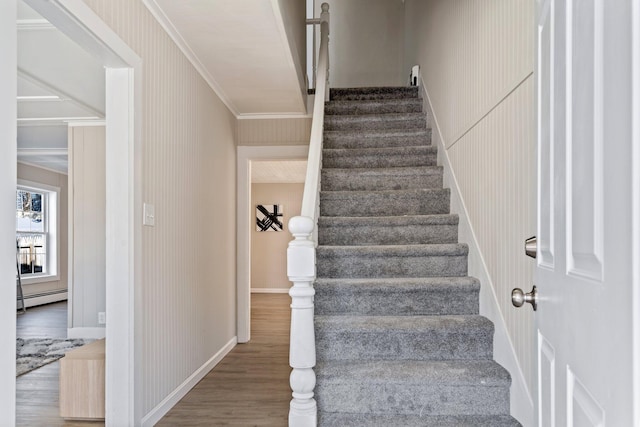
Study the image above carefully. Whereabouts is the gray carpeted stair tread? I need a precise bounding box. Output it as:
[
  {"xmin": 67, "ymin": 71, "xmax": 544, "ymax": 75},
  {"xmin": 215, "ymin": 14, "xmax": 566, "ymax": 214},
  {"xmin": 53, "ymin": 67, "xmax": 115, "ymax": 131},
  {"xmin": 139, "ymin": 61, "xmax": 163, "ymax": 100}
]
[
  {"xmin": 318, "ymin": 214, "xmax": 458, "ymax": 245},
  {"xmin": 331, "ymin": 86, "xmax": 419, "ymax": 101},
  {"xmin": 313, "ymin": 85, "xmax": 515, "ymax": 423},
  {"xmin": 321, "ymin": 166, "xmax": 443, "ymax": 191},
  {"xmin": 324, "ymin": 112, "xmax": 426, "ymax": 132},
  {"xmin": 320, "ymin": 188, "xmax": 450, "ymax": 217},
  {"xmin": 318, "ymin": 413, "xmax": 521, "ymax": 427},
  {"xmin": 314, "ymin": 277, "xmax": 480, "ymax": 316},
  {"xmin": 315, "ymin": 315, "xmax": 494, "ymax": 360},
  {"xmin": 324, "ymin": 128, "xmax": 431, "ymax": 149},
  {"xmin": 316, "ymin": 244, "xmax": 468, "ymax": 278},
  {"xmin": 323, "ymin": 146, "xmax": 436, "ymax": 168},
  {"xmin": 325, "ymin": 98, "xmax": 422, "ymax": 115},
  {"xmin": 319, "ymin": 213, "xmax": 458, "ymax": 227},
  {"xmin": 315, "ymin": 360, "xmax": 511, "ymax": 416}
]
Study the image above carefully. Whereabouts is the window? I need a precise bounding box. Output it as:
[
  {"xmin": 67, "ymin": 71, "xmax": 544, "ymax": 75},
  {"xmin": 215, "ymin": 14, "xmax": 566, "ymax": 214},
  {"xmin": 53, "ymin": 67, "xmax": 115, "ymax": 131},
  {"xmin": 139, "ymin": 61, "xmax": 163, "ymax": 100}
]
[{"xmin": 16, "ymin": 182, "xmax": 59, "ymax": 282}]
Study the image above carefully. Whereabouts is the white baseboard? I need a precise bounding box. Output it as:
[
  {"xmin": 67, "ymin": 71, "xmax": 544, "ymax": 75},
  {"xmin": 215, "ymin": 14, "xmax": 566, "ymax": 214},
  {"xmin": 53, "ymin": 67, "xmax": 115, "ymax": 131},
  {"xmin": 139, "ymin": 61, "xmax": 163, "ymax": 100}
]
[
  {"xmin": 20, "ymin": 291, "xmax": 67, "ymax": 309},
  {"xmin": 419, "ymin": 77, "xmax": 534, "ymax": 426},
  {"xmin": 67, "ymin": 327, "xmax": 106, "ymax": 339},
  {"xmin": 140, "ymin": 336, "xmax": 237, "ymax": 427},
  {"xmin": 251, "ymin": 288, "xmax": 289, "ymax": 294}
]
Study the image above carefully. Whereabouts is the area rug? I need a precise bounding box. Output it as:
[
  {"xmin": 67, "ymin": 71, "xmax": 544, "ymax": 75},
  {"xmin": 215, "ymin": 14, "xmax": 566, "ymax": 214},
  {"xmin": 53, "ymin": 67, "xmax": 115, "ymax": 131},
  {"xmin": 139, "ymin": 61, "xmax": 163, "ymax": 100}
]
[{"xmin": 16, "ymin": 338, "xmax": 91, "ymax": 377}]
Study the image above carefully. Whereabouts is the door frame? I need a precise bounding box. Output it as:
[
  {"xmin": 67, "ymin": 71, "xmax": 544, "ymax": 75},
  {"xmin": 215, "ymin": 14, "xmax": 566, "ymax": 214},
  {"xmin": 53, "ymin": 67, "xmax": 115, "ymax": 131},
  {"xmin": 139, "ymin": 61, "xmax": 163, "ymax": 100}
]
[
  {"xmin": 1, "ymin": 0, "xmax": 142, "ymax": 424},
  {"xmin": 236, "ymin": 145, "xmax": 309, "ymax": 342}
]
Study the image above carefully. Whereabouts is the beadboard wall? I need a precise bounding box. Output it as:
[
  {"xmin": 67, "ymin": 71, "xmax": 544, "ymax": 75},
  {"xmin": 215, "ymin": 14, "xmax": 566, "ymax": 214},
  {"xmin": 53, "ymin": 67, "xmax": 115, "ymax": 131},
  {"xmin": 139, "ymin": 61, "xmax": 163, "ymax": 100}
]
[
  {"xmin": 404, "ymin": 0, "xmax": 536, "ymax": 413},
  {"xmin": 237, "ymin": 117, "xmax": 311, "ymax": 146},
  {"xmin": 82, "ymin": 0, "xmax": 238, "ymax": 419}
]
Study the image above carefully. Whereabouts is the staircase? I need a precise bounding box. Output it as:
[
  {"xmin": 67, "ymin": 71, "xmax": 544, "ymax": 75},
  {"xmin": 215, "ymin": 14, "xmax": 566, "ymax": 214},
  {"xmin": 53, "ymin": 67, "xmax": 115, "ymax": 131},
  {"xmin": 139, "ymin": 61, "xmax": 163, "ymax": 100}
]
[{"xmin": 314, "ymin": 87, "xmax": 520, "ymax": 426}]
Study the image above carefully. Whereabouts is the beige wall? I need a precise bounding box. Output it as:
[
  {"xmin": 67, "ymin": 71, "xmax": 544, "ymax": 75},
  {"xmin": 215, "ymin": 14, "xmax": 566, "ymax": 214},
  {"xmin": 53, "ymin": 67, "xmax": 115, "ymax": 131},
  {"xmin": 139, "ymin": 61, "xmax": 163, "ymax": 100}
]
[
  {"xmin": 318, "ymin": 0, "xmax": 406, "ymax": 88},
  {"xmin": 251, "ymin": 183, "xmax": 303, "ymax": 289},
  {"xmin": 69, "ymin": 126, "xmax": 106, "ymax": 330},
  {"xmin": 404, "ymin": 0, "xmax": 535, "ymax": 420},
  {"xmin": 237, "ymin": 117, "xmax": 311, "ymax": 146},
  {"xmin": 17, "ymin": 162, "xmax": 68, "ymax": 299},
  {"xmin": 82, "ymin": 0, "xmax": 237, "ymax": 419}
]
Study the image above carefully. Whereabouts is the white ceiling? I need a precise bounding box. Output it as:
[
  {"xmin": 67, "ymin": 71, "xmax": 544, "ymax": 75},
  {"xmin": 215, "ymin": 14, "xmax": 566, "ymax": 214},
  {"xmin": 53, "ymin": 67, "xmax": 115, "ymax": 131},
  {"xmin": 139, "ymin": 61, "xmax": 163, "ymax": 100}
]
[
  {"xmin": 16, "ymin": 0, "xmax": 308, "ymax": 176},
  {"xmin": 17, "ymin": 0, "xmax": 105, "ymax": 174},
  {"xmin": 146, "ymin": 0, "xmax": 307, "ymax": 116}
]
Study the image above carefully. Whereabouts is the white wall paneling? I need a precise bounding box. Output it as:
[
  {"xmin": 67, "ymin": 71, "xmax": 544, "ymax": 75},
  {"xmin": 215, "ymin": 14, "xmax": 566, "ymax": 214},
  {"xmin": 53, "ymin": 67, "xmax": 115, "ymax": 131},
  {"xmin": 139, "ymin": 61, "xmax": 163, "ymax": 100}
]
[
  {"xmin": 68, "ymin": 125, "xmax": 106, "ymax": 334},
  {"xmin": 405, "ymin": 1, "xmax": 536, "ymax": 423},
  {"xmin": 237, "ymin": 117, "xmax": 312, "ymax": 146},
  {"xmin": 80, "ymin": 0, "xmax": 240, "ymax": 422},
  {"xmin": 237, "ymin": 145, "xmax": 309, "ymax": 342}
]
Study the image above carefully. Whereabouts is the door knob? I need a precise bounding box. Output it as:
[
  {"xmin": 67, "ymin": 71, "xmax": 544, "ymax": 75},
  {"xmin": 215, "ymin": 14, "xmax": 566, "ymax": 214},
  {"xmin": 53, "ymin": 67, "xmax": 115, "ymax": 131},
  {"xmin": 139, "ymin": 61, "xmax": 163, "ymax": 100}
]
[
  {"xmin": 525, "ymin": 236, "xmax": 537, "ymax": 258},
  {"xmin": 511, "ymin": 286, "xmax": 538, "ymax": 311}
]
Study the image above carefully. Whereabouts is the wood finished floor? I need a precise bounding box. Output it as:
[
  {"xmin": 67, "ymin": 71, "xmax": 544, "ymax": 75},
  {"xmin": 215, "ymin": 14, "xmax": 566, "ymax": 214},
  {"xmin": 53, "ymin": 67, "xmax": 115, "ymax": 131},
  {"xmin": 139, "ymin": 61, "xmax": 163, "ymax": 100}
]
[
  {"xmin": 158, "ymin": 293, "xmax": 291, "ymax": 426},
  {"xmin": 15, "ymin": 295, "xmax": 291, "ymax": 426}
]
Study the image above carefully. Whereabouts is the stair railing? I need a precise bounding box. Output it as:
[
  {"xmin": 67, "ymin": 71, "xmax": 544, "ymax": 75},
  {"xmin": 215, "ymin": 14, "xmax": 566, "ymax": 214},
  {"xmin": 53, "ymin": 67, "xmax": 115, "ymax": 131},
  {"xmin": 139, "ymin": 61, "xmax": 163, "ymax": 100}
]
[{"xmin": 287, "ymin": 3, "xmax": 329, "ymax": 426}]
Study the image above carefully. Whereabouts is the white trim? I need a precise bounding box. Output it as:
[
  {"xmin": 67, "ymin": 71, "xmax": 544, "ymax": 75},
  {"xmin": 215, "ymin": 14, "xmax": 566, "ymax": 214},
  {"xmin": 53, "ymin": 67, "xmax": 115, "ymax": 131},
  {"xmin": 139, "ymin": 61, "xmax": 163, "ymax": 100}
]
[
  {"xmin": 67, "ymin": 120, "xmax": 106, "ymax": 127},
  {"xmin": 17, "ymin": 148, "xmax": 67, "ymax": 156},
  {"xmin": 237, "ymin": 145, "xmax": 309, "ymax": 343},
  {"xmin": 21, "ymin": 290, "xmax": 67, "ymax": 308},
  {"xmin": 420, "ymin": 77, "xmax": 535, "ymax": 426},
  {"xmin": 0, "ymin": 4, "xmax": 18, "ymax": 419},
  {"xmin": 17, "ymin": 19, "xmax": 56, "ymax": 30},
  {"xmin": 251, "ymin": 288, "xmax": 290, "ymax": 294},
  {"xmin": 140, "ymin": 337, "xmax": 237, "ymax": 427},
  {"xmin": 237, "ymin": 113, "xmax": 313, "ymax": 120},
  {"xmin": 141, "ymin": 0, "xmax": 238, "ymax": 116},
  {"xmin": 23, "ymin": 1, "xmax": 143, "ymax": 425},
  {"xmin": 67, "ymin": 327, "xmax": 106, "ymax": 339}
]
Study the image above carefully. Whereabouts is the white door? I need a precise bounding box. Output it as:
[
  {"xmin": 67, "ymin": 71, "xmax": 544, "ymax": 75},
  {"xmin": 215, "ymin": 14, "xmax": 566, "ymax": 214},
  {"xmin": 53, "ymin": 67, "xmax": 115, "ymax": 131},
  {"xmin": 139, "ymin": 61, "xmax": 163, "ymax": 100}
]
[{"xmin": 533, "ymin": 0, "xmax": 640, "ymax": 425}]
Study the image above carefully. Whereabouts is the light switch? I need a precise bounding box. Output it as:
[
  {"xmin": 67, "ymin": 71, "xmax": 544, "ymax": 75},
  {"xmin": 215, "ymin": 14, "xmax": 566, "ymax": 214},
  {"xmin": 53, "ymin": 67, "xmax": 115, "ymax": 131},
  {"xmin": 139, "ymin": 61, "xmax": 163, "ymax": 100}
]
[{"xmin": 143, "ymin": 203, "xmax": 155, "ymax": 226}]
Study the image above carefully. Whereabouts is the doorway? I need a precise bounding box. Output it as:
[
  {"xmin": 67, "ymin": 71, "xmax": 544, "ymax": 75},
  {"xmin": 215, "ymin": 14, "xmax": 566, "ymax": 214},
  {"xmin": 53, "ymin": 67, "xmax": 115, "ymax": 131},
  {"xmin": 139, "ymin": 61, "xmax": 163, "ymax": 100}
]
[
  {"xmin": 236, "ymin": 145, "xmax": 309, "ymax": 342},
  {"xmin": 1, "ymin": 0, "xmax": 141, "ymax": 424}
]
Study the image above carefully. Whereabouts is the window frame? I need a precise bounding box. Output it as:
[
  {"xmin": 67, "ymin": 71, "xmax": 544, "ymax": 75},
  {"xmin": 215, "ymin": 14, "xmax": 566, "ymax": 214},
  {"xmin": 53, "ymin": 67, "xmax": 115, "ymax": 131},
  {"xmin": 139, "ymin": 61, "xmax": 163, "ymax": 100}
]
[{"xmin": 16, "ymin": 179, "xmax": 60, "ymax": 285}]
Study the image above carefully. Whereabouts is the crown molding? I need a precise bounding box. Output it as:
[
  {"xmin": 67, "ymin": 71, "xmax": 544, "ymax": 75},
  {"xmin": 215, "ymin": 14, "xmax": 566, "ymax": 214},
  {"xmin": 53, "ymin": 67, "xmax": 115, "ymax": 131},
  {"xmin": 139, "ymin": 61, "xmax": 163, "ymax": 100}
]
[{"xmin": 141, "ymin": 0, "xmax": 240, "ymax": 117}]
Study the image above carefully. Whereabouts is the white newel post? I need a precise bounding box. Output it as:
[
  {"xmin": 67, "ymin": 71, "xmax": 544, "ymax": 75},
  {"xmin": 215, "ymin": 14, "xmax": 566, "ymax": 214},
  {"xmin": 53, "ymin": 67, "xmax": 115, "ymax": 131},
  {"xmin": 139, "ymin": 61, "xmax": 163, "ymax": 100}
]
[{"xmin": 287, "ymin": 216, "xmax": 317, "ymax": 427}]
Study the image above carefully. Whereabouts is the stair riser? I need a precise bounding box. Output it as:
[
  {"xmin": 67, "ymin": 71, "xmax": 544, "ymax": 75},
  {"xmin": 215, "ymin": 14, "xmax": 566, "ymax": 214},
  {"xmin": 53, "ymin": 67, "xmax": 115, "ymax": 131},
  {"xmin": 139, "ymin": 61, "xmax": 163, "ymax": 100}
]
[
  {"xmin": 316, "ymin": 384, "xmax": 510, "ymax": 416},
  {"xmin": 324, "ymin": 117, "xmax": 426, "ymax": 132},
  {"xmin": 325, "ymin": 101, "xmax": 422, "ymax": 115},
  {"xmin": 315, "ymin": 288, "xmax": 479, "ymax": 316},
  {"xmin": 323, "ymin": 154, "xmax": 436, "ymax": 169},
  {"xmin": 316, "ymin": 254, "xmax": 467, "ymax": 278},
  {"xmin": 321, "ymin": 170, "xmax": 442, "ymax": 191},
  {"xmin": 318, "ymin": 413, "xmax": 521, "ymax": 427},
  {"xmin": 320, "ymin": 191, "xmax": 450, "ymax": 217},
  {"xmin": 324, "ymin": 130, "xmax": 431, "ymax": 149},
  {"xmin": 315, "ymin": 328, "xmax": 493, "ymax": 361},
  {"xmin": 330, "ymin": 88, "xmax": 419, "ymax": 101},
  {"xmin": 318, "ymin": 224, "xmax": 457, "ymax": 245}
]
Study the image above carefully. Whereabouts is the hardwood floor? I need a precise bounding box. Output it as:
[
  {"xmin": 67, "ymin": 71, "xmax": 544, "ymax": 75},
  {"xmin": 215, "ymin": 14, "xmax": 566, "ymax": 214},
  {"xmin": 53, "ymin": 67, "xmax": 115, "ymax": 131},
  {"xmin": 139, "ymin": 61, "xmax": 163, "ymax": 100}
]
[
  {"xmin": 16, "ymin": 301, "xmax": 99, "ymax": 427},
  {"xmin": 17, "ymin": 301, "xmax": 67, "ymax": 340},
  {"xmin": 158, "ymin": 293, "xmax": 291, "ymax": 426},
  {"xmin": 16, "ymin": 295, "xmax": 291, "ymax": 426}
]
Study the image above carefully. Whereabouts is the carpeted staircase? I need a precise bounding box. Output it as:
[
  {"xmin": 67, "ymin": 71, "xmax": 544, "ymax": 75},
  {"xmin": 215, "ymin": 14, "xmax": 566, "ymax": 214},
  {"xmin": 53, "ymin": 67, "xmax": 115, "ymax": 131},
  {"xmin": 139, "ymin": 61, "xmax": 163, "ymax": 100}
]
[{"xmin": 314, "ymin": 86, "xmax": 521, "ymax": 426}]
